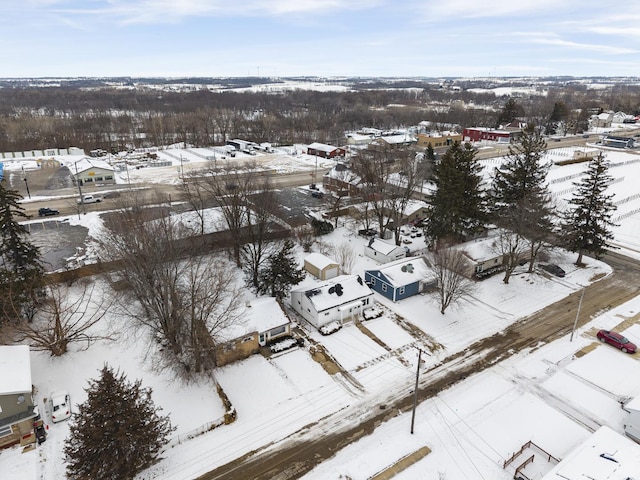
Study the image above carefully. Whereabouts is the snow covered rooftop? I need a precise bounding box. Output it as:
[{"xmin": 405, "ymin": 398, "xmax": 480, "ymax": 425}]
[
  {"xmin": 0, "ymin": 345, "xmax": 32, "ymax": 395},
  {"xmin": 541, "ymin": 426, "xmax": 640, "ymax": 480},
  {"xmin": 221, "ymin": 297, "xmax": 289, "ymax": 341},
  {"xmin": 292, "ymin": 274, "xmax": 373, "ymax": 313},
  {"xmin": 366, "ymin": 256, "xmax": 434, "ymax": 288},
  {"xmin": 307, "ymin": 142, "xmax": 340, "ymax": 153},
  {"xmin": 367, "ymin": 237, "xmax": 404, "ymax": 256},
  {"xmin": 71, "ymin": 156, "xmax": 115, "ymax": 173},
  {"xmin": 304, "ymin": 252, "xmax": 338, "ymax": 270}
]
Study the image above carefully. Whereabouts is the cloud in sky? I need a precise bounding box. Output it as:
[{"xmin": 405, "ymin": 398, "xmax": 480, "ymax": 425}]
[{"xmin": 0, "ymin": 1, "xmax": 638, "ymax": 77}]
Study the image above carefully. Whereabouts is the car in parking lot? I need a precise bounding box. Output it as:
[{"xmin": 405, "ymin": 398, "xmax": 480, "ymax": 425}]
[
  {"xmin": 48, "ymin": 391, "xmax": 72, "ymax": 423},
  {"xmin": 540, "ymin": 263, "xmax": 565, "ymax": 277},
  {"xmin": 311, "ymin": 191, "xmax": 324, "ymax": 198},
  {"xmin": 597, "ymin": 329, "xmax": 637, "ymax": 353},
  {"xmin": 38, "ymin": 207, "xmax": 60, "ymax": 217},
  {"xmin": 103, "ymin": 191, "xmax": 121, "ymax": 199}
]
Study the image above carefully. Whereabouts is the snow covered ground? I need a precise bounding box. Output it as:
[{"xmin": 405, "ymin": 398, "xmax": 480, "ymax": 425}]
[{"xmin": 2, "ymin": 144, "xmax": 640, "ymax": 479}]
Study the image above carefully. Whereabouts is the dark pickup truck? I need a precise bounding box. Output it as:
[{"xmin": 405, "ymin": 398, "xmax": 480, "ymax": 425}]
[{"xmin": 38, "ymin": 207, "xmax": 60, "ymax": 217}]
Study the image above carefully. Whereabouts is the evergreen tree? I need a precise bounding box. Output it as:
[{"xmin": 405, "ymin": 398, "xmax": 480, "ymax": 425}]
[
  {"xmin": 424, "ymin": 141, "xmax": 486, "ymax": 246},
  {"xmin": 0, "ymin": 182, "xmax": 45, "ymax": 323},
  {"xmin": 545, "ymin": 101, "xmax": 569, "ymax": 135},
  {"xmin": 562, "ymin": 153, "xmax": 617, "ymax": 265},
  {"xmin": 258, "ymin": 240, "xmax": 305, "ymax": 299},
  {"xmin": 489, "ymin": 125, "xmax": 557, "ymax": 277},
  {"xmin": 496, "ymin": 98, "xmax": 525, "ymax": 127},
  {"xmin": 64, "ymin": 365, "xmax": 175, "ymax": 480}
]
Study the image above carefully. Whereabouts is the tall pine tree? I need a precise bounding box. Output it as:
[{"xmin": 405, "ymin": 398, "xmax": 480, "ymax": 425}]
[
  {"xmin": 258, "ymin": 240, "xmax": 305, "ymax": 299},
  {"xmin": 0, "ymin": 182, "xmax": 44, "ymax": 324},
  {"xmin": 562, "ymin": 153, "xmax": 617, "ymax": 265},
  {"xmin": 490, "ymin": 125, "xmax": 556, "ymax": 279},
  {"xmin": 64, "ymin": 365, "xmax": 174, "ymax": 480},
  {"xmin": 424, "ymin": 141, "xmax": 486, "ymax": 246}
]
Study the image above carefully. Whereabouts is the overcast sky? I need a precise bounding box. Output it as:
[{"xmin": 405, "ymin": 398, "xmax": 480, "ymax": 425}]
[{"xmin": 1, "ymin": 0, "xmax": 638, "ymax": 78}]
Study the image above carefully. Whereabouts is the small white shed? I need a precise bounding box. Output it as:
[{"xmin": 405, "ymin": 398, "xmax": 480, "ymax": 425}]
[{"xmin": 364, "ymin": 237, "xmax": 407, "ymax": 264}]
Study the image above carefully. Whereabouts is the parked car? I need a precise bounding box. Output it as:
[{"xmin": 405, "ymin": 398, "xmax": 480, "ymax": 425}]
[
  {"xmin": 597, "ymin": 329, "xmax": 637, "ymax": 353},
  {"xmin": 358, "ymin": 228, "xmax": 377, "ymax": 237},
  {"xmin": 38, "ymin": 207, "xmax": 59, "ymax": 217},
  {"xmin": 77, "ymin": 195, "xmax": 101, "ymax": 204},
  {"xmin": 103, "ymin": 191, "xmax": 121, "ymax": 199},
  {"xmin": 540, "ymin": 263, "xmax": 566, "ymax": 277},
  {"xmin": 48, "ymin": 391, "xmax": 72, "ymax": 423},
  {"xmin": 311, "ymin": 191, "xmax": 324, "ymax": 198}
]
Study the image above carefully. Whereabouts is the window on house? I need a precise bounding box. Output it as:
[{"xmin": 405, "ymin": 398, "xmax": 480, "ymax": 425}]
[
  {"xmin": 382, "ymin": 284, "xmax": 387, "ymax": 292},
  {"xmin": 399, "ymin": 287, "xmax": 405, "ymax": 295},
  {"xmin": 371, "ymin": 278, "xmax": 376, "ymax": 286},
  {"xmin": 270, "ymin": 326, "xmax": 286, "ymax": 336},
  {"xmin": 84, "ymin": 177, "xmax": 93, "ymax": 183},
  {"xmin": 0, "ymin": 424, "xmax": 11, "ymax": 438}
]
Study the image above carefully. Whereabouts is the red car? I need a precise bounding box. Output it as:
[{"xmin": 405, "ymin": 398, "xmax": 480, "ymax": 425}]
[{"xmin": 597, "ymin": 329, "xmax": 637, "ymax": 353}]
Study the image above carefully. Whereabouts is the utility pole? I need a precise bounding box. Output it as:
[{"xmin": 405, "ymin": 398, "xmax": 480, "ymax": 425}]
[
  {"xmin": 22, "ymin": 166, "xmax": 31, "ymax": 199},
  {"xmin": 75, "ymin": 161, "xmax": 85, "ymax": 217},
  {"xmin": 570, "ymin": 287, "xmax": 586, "ymax": 342},
  {"xmin": 410, "ymin": 348, "xmax": 423, "ymax": 434}
]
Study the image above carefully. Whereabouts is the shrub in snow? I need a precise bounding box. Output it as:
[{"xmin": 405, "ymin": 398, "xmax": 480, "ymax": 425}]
[
  {"xmin": 269, "ymin": 336, "xmax": 300, "ymax": 353},
  {"xmin": 363, "ymin": 306, "xmax": 383, "ymax": 320},
  {"xmin": 319, "ymin": 321, "xmax": 342, "ymax": 335}
]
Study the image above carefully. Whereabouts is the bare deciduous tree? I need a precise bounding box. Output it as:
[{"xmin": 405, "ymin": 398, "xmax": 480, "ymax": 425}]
[
  {"xmin": 429, "ymin": 247, "xmax": 476, "ymax": 315},
  {"xmin": 13, "ymin": 281, "xmax": 113, "ymax": 356},
  {"xmin": 332, "ymin": 241, "xmax": 355, "ymax": 275},
  {"xmin": 98, "ymin": 202, "xmax": 242, "ymax": 375}
]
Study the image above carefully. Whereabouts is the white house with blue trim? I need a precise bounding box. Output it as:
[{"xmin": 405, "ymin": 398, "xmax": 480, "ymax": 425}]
[
  {"xmin": 365, "ymin": 257, "xmax": 436, "ymax": 302},
  {"xmin": 290, "ymin": 275, "xmax": 374, "ymax": 329}
]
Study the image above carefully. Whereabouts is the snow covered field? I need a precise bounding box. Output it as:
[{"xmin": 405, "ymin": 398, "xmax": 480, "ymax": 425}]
[{"xmin": 2, "ymin": 144, "xmax": 640, "ymax": 479}]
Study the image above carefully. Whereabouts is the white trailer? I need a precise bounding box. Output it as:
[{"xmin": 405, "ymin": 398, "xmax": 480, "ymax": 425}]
[{"xmin": 623, "ymin": 396, "xmax": 640, "ymax": 443}]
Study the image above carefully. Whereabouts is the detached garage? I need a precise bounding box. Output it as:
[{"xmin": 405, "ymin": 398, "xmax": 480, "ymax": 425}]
[{"xmin": 304, "ymin": 253, "xmax": 340, "ymax": 280}]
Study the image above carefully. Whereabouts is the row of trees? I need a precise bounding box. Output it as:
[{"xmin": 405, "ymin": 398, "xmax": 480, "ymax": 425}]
[
  {"xmin": 1, "ymin": 80, "xmax": 638, "ymax": 153},
  {"xmin": 422, "ymin": 126, "xmax": 617, "ymax": 300}
]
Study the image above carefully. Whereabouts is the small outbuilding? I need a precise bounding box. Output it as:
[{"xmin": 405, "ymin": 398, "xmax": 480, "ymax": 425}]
[
  {"xmin": 365, "ymin": 257, "xmax": 436, "ymax": 302},
  {"xmin": 364, "ymin": 237, "xmax": 407, "ymax": 264},
  {"xmin": 307, "ymin": 142, "xmax": 346, "ymax": 159},
  {"xmin": 304, "ymin": 253, "xmax": 340, "ymax": 280}
]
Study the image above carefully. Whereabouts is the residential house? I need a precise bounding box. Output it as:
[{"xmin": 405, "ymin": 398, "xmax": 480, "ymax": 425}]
[
  {"xmin": 70, "ymin": 157, "xmax": 116, "ymax": 185},
  {"xmin": 588, "ymin": 112, "xmax": 613, "ymax": 129},
  {"xmin": 215, "ymin": 297, "xmax": 292, "ymax": 367},
  {"xmin": 0, "ymin": 345, "xmax": 37, "ymax": 449},
  {"xmin": 365, "ymin": 257, "xmax": 436, "ymax": 302},
  {"xmin": 454, "ymin": 238, "xmax": 504, "ymax": 278},
  {"xmin": 540, "ymin": 426, "xmax": 640, "ymax": 480},
  {"xmin": 290, "ymin": 275, "xmax": 374, "ymax": 329},
  {"xmin": 364, "ymin": 237, "xmax": 407, "ymax": 264},
  {"xmin": 612, "ymin": 111, "xmax": 634, "ymax": 124},
  {"xmin": 307, "ymin": 142, "xmax": 346, "ymax": 159},
  {"xmin": 322, "ymin": 164, "xmax": 361, "ymax": 197},
  {"xmin": 304, "ymin": 253, "xmax": 340, "ymax": 280}
]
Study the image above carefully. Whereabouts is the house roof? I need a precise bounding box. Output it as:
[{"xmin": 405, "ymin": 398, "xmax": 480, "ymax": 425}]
[
  {"xmin": 221, "ymin": 297, "xmax": 289, "ymax": 341},
  {"xmin": 366, "ymin": 257, "xmax": 435, "ymax": 288},
  {"xmin": 373, "ymin": 135, "xmax": 416, "ymax": 145},
  {"xmin": 541, "ymin": 426, "xmax": 640, "ymax": 479},
  {"xmin": 454, "ymin": 237, "xmax": 501, "ymax": 263},
  {"xmin": 367, "ymin": 238, "xmax": 404, "ymax": 256},
  {"xmin": 71, "ymin": 156, "xmax": 115, "ymax": 174},
  {"xmin": 0, "ymin": 345, "xmax": 32, "ymax": 395},
  {"xmin": 291, "ymin": 274, "xmax": 373, "ymax": 313},
  {"xmin": 304, "ymin": 253, "xmax": 338, "ymax": 270},
  {"xmin": 307, "ymin": 142, "xmax": 341, "ymax": 153}
]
